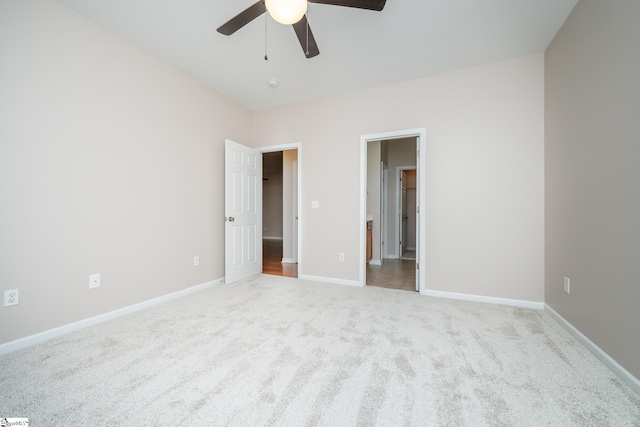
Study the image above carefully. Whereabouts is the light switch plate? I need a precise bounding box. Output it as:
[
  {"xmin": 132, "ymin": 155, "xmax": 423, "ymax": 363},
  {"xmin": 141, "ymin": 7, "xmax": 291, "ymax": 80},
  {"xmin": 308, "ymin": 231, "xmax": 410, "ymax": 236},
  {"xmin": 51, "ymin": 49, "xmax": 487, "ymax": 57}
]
[{"xmin": 90, "ymin": 273, "xmax": 101, "ymax": 289}]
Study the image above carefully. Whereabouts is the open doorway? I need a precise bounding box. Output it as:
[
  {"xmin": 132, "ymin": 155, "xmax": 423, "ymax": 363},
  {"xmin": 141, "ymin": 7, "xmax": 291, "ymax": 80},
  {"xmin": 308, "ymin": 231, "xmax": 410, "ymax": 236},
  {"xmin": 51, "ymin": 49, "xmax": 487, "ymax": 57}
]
[
  {"xmin": 365, "ymin": 138, "xmax": 417, "ymax": 291},
  {"xmin": 262, "ymin": 149, "xmax": 298, "ymax": 278},
  {"xmin": 360, "ymin": 129, "xmax": 426, "ymax": 293},
  {"xmin": 225, "ymin": 140, "xmax": 301, "ymax": 285}
]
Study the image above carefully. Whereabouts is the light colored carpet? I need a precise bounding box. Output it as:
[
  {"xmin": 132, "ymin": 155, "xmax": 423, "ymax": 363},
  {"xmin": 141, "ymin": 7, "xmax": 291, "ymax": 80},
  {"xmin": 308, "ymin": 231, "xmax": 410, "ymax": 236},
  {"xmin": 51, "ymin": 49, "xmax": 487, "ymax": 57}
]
[{"xmin": 1, "ymin": 274, "xmax": 638, "ymax": 426}]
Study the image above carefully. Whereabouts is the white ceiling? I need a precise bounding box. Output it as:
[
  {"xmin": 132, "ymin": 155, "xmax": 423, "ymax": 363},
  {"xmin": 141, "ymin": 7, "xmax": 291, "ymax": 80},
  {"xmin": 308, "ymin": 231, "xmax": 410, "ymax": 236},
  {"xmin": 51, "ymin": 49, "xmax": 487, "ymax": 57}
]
[{"xmin": 55, "ymin": 0, "xmax": 578, "ymax": 110}]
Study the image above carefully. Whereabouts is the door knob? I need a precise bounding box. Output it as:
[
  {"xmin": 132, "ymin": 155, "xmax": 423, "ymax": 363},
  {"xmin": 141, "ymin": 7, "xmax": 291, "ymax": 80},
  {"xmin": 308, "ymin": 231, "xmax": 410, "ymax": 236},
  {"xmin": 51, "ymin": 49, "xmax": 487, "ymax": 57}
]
[{"xmin": 228, "ymin": 217, "xmax": 235, "ymax": 222}]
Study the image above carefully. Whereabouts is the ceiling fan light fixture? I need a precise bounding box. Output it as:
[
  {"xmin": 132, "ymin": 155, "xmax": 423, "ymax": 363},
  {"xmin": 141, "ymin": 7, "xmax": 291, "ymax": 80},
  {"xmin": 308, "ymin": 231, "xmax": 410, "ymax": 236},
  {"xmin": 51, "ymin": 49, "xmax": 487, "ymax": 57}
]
[{"xmin": 265, "ymin": 0, "xmax": 307, "ymax": 25}]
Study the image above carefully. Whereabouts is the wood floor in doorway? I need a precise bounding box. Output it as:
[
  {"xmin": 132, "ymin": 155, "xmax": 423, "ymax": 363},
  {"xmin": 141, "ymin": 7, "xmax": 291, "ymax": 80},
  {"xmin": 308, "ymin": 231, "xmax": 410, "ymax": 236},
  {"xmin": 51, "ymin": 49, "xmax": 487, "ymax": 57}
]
[
  {"xmin": 366, "ymin": 259, "xmax": 417, "ymax": 292},
  {"xmin": 401, "ymin": 249, "xmax": 416, "ymax": 260},
  {"xmin": 263, "ymin": 239, "xmax": 298, "ymax": 278}
]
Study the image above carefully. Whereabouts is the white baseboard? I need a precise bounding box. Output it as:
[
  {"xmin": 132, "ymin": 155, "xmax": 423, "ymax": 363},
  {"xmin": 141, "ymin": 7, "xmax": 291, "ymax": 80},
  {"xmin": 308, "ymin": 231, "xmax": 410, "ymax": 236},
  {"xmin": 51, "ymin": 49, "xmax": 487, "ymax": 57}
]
[
  {"xmin": 0, "ymin": 278, "xmax": 225, "ymax": 356},
  {"xmin": 421, "ymin": 289, "xmax": 545, "ymax": 310},
  {"xmin": 263, "ymin": 236, "xmax": 283, "ymax": 241},
  {"xmin": 406, "ymin": 247, "xmax": 416, "ymax": 251},
  {"xmin": 299, "ymin": 274, "xmax": 362, "ymax": 288},
  {"xmin": 544, "ymin": 304, "xmax": 640, "ymax": 395},
  {"xmin": 281, "ymin": 258, "xmax": 297, "ymax": 264},
  {"xmin": 369, "ymin": 259, "xmax": 382, "ymax": 266},
  {"xmin": 386, "ymin": 254, "xmax": 398, "ymax": 259}
]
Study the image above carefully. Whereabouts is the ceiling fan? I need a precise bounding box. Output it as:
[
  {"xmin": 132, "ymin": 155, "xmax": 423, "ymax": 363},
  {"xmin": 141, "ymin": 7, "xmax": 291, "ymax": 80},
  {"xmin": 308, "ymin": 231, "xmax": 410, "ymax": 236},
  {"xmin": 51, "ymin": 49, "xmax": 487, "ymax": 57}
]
[{"xmin": 216, "ymin": 0, "xmax": 386, "ymax": 59}]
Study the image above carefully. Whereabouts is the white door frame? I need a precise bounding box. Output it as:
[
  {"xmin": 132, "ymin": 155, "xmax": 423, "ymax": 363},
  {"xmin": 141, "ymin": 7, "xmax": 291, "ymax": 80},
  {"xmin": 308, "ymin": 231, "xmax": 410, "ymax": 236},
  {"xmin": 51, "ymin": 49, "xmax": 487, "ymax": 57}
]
[
  {"xmin": 292, "ymin": 160, "xmax": 299, "ymax": 263},
  {"xmin": 360, "ymin": 129, "xmax": 426, "ymax": 293},
  {"xmin": 257, "ymin": 143, "xmax": 302, "ymax": 272}
]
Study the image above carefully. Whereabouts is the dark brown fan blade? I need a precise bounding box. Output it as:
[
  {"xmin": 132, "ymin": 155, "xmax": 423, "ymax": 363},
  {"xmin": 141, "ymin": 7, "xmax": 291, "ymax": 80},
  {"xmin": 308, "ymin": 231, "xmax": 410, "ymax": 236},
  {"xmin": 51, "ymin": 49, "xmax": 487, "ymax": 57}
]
[
  {"xmin": 292, "ymin": 15, "xmax": 320, "ymax": 58},
  {"xmin": 217, "ymin": 1, "xmax": 266, "ymax": 36},
  {"xmin": 308, "ymin": 0, "xmax": 386, "ymax": 11}
]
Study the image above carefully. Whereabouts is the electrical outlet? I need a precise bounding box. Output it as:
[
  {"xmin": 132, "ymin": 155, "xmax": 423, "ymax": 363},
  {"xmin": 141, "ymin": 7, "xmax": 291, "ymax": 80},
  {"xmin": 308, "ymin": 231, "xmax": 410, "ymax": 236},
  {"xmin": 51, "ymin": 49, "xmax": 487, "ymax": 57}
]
[
  {"xmin": 89, "ymin": 273, "xmax": 101, "ymax": 289},
  {"xmin": 4, "ymin": 289, "xmax": 19, "ymax": 307},
  {"xmin": 339, "ymin": 253, "xmax": 345, "ymax": 262},
  {"xmin": 194, "ymin": 256, "xmax": 200, "ymax": 266},
  {"xmin": 563, "ymin": 277, "xmax": 570, "ymax": 294}
]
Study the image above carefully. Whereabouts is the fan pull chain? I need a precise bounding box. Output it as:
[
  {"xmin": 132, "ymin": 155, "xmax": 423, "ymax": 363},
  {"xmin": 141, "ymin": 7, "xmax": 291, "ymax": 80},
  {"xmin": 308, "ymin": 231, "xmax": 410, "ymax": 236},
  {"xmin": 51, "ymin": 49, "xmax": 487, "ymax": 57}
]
[{"xmin": 264, "ymin": 12, "xmax": 268, "ymax": 60}]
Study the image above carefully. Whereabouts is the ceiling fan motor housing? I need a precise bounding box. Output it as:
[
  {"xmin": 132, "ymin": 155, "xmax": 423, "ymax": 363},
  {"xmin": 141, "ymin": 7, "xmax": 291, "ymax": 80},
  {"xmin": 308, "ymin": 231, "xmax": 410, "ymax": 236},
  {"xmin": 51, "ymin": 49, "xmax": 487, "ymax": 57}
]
[{"xmin": 265, "ymin": 0, "xmax": 308, "ymax": 25}]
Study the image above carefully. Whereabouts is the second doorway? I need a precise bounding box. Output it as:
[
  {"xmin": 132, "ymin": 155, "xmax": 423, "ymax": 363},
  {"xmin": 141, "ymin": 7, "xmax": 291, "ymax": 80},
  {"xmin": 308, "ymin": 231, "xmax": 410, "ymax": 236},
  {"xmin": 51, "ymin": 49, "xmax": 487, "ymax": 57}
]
[{"xmin": 262, "ymin": 149, "xmax": 298, "ymax": 278}]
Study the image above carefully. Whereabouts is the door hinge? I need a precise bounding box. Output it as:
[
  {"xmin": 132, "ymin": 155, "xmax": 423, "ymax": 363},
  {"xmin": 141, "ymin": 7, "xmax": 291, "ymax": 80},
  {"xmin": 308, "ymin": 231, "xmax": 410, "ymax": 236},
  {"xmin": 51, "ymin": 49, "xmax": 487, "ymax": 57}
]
[
  {"xmin": 417, "ymin": 206, "xmax": 419, "ymax": 214},
  {"xmin": 416, "ymin": 263, "xmax": 419, "ymax": 270}
]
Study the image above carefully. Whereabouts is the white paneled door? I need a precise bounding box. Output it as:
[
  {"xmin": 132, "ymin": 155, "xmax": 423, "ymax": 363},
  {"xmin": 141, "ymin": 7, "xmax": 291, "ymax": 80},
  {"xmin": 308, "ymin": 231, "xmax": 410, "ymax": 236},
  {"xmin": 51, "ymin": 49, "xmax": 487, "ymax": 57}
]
[{"xmin": 225, "ymin": 139, "xmax": 262, "ymax": 284}]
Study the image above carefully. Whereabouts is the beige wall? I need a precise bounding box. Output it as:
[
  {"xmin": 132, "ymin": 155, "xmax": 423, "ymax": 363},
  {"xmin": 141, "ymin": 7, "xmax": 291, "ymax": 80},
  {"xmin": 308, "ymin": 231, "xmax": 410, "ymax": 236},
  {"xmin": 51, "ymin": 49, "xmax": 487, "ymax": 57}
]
[
  {"xmin": 253, "ymin": 54, "xmax": 545, "ymax": 301},
  {"xmin": 0, "ymin": 0, "xmax": 251, "ymax": 344},
  {"xmin": 545, "ymin": 0, "xmax": 640, "ymax": 378}
]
